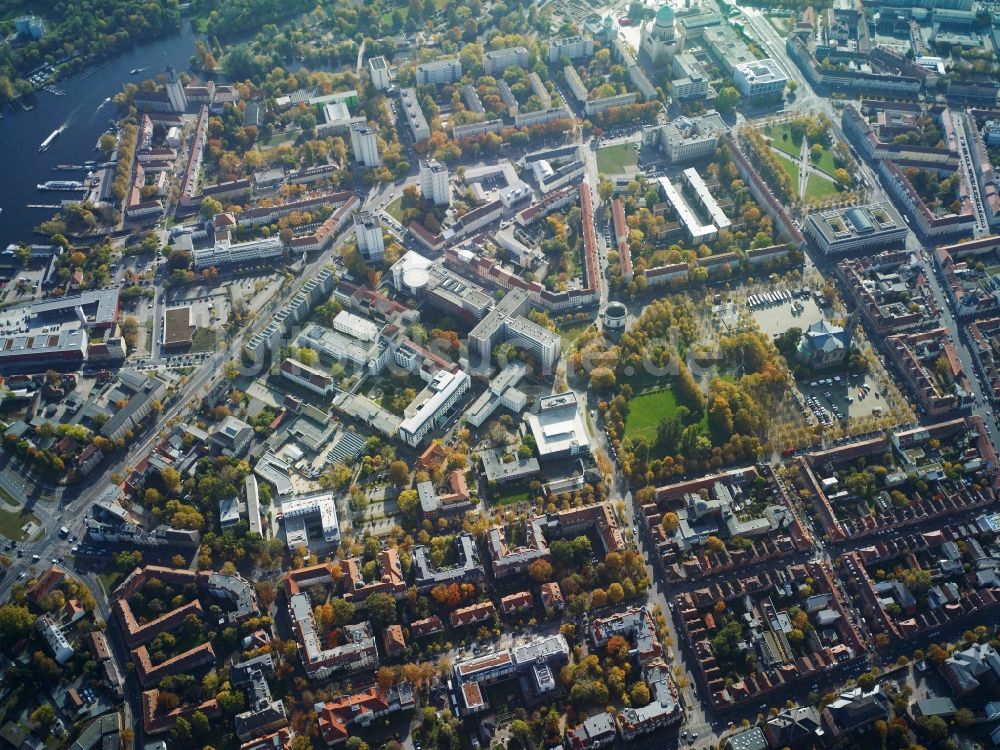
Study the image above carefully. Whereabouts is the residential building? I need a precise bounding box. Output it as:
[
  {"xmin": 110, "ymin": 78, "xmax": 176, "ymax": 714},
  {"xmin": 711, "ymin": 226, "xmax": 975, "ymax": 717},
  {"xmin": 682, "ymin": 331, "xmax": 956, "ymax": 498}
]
[
  {"xmin": 617, "ymin": 660, "xmax": 682, "ymax": 739},
  {"xmin": 657, "ymin": 176, "xmax": 718, "ymax": 242},
  {"xmin": 821, "ymin": 687, "xmax": 890, "ymax": 737},
  {"xmin": 368, "ymin": 56, "xmax": 391, "ymax": 90},
  {"xmin": 549, "ymin": 36, "xmax": 594, "ymax": 63},
  {"xmin": 412, "ymin": 532, "xmax": 483, "ymax": 589},
  {"xmin": 484, "ymin": 47, "xmax": 529, "ymax": 76},
  {"xmin": 416, "ymin": 58, "xmax": 462, "ymax": 85},
  {"xmin": 350, "ymin": 123, "xmax": 380, "ymax": 167},
  {"xmin": 353, "ymin": 212, "xmax": 385, "ymax": 262},
  {"xmin": 584, "ymin": 93, "xmax": 638, "ymax": 115},
  {"xmin": 288, "ymin": 595, "xmax": 378, "ymax": 678},
  {"xmin": 528, "ymin": 72, "xmax": 552, "ymax": 108},
  {"xmin": 37, "ymin": 614, "xmax": 74, "ymax": 663},
  {"xmin": 317, "ymin": 685, "xmax": 415, "ymax": 745},
  {"xmin": 564, "ymin": 65, "xmax": 589, "ymax": 102},
  {"xmin": 419, "ymin": 159, "xmax": 451, "ymax": 206},
  {"xmin": 590, "ymin": 607, "xmax": 662, "ymax": 662},
  {"xmin": 450, "ymin": 601, "xmax": 497, "ymax": 628},
  {"xmin": 565, "ymin": 713, "xmax": 616, "ymax": 750},
  {"xmin": 400, "ymin": 88, "xmax": 430, "ymax": 142}
]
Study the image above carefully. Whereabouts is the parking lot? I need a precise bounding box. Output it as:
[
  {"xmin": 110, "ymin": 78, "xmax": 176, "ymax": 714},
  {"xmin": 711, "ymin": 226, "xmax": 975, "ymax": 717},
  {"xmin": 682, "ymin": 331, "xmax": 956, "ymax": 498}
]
[{"xmin": 794, "ymin": 372, "xmax": 892, "ymax": 427}]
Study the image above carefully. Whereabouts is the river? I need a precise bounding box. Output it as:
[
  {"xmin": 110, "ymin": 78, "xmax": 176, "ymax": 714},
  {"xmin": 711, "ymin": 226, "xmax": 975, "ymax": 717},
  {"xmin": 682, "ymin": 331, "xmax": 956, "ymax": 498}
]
[{"xmin": 0, "ymin": 22, "xmax": 202, "ymax": 246}]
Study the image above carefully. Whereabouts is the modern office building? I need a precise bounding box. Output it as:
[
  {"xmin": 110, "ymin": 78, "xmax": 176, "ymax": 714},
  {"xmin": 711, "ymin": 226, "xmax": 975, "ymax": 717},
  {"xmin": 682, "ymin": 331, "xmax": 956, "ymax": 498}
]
[
  {"xmin": 805, "ymin": 202, "xmax": 907, "ymax": 255},
  {"xmin": 732, "ymin": 59, "xmax": 788, "ymax": 99},
  {"xmin": 672, "ymin": 52, "xmax": 710, "ymax": 99},
  {"xmin": 193, "ymin": 237, "xmax": 283, "ymax": 269},
  {"xmin": 350, "ymin": 123, "xmax": 380, "ymax": 167},
  {"xmin": 525, "ymin": 392, "xmax": 591, "ymax": 460},
  {"xmin": 416, "ymin": 58, "xmax": 462, "ymax": 85},
  {"xmin": 398, "ymin": 370, "xmax": 471, "ymax": 447},
  {"xmin": 468, "ymin": 288, "xmax": 562, "ymax": 372},
  {"xmin": 419, "ymin": 159, "xmax": 451, "ymax": 205},
  {"xmin": 353, "ymin": 212, "xmax": 385, "ymax": 262}
]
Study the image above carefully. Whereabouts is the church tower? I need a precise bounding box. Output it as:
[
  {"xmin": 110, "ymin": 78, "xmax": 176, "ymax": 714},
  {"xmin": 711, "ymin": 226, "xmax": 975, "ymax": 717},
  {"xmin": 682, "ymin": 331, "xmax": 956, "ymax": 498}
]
[{"xmin": 164, "ymin": 64, "xmax": 188, "ymax": 114}]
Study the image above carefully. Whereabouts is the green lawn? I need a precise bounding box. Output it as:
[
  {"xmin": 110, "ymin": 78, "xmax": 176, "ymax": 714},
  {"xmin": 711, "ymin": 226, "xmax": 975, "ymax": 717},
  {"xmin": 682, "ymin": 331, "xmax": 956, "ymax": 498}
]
[
  {"xmin": 763, "ymin": 124, "xmax": 802, "ymax": 159},
  {"xmin": 0, "ymin": 483, "xmax": 17, "ymax": 507},
  {"xmin": 624, "ymin": 388, "xmax": 682, "ymax": 442},
  {"xmin": 596, "ymin": 143, "xmax": 638, "ymax": 175},
  {"xmin": 558, "ymin": 320, "xmax": 594, "ymax": 347},
  {"xmin": 0, "ymin": 506, "xmax": 39, "ymax": 541},
  {"xmin": 773, "ymin": 151, "xmax": 800, "ymax": 188},
  {"xmin": 805, "ymin": 174, "xmax": 840, "ymax": 201},
  {"xmin": 385, "ymin": 195, "xmax": 404, "ymax": 223},
  {"xmin": 811, "ymin": 147, "xmax": 838, "ymax": 177},
  {"xmin": 255, "ymin": 130, "xmax": 301, "ymax": 151},
  {"xmin": 191, "ymin": 327, "xmax": 218, "ymax": 353},
  {"xmin": 489, "ymin": 481, "xmax": 533, "ymax": 506}
]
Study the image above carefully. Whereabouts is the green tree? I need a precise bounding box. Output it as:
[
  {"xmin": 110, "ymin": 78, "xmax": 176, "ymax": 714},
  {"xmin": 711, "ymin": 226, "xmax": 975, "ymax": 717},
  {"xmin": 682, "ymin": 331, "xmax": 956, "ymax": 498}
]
[
  {"xmin": 365, "ymin": 592, "xmax": 398, "ymax": 627},
  {"xmin": 31, "ymin": 705, "xmax": 55, "ymax": 729},
  {"xmin": 397, "ymin": 488, "xmax": 420, "ymax": 514},
  {"xmin": 388, "ymin": 460, "xmax": 410, "ymax": 486},
  {"xmin": 0, "ymin": 604, "xmax": 34, "ymax": 647},
  {"xmin": 200, "ymin": 196, "xmax": 223, "ymax": 219}
]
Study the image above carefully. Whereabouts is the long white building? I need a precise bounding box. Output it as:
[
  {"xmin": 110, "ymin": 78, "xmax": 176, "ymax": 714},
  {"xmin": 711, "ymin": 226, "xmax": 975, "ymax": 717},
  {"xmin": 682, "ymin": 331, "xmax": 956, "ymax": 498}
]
[
  {"xmin": 416, "ymin": 58, "xmax": 462, "ymax": 85},
  {"xmin": 484, "ymin": 47, "xmax": 529, "ymax": 76},
  {"xmin": 398, "ymin": 370, "xmax": 471, "ymax": 447},
  {"xmin": 400, "ymin": 88, "xmax": 430, "ymax": 142},
  {"xmin": 549, "ymin": 36, "xmax": 594, "ymax": 63},
  {"xmin": 656, "ymin": 176, "xmax": 718, "ymax": 242},
  {"xmin": 193, "ymin": 236, "xmax": 283, "ymax": 269}
]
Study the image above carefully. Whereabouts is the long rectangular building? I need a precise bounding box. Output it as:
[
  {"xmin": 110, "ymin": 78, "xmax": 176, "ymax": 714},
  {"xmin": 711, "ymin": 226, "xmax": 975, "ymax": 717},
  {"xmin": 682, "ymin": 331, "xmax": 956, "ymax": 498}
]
[
  {"xmin": 400, "ymin": 88, "xmax": 430, "ymax": 142},
  {"xmin": 398, "ymin": 369, "xmax": 471, "ymax": 447}
]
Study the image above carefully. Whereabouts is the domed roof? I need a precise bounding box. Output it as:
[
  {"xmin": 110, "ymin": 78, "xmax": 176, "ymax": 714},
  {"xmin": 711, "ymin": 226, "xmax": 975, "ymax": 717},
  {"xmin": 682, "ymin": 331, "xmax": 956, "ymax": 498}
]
[{"xmin": 656, "ymin": 5, "xmax": 675, "ymax": 25}]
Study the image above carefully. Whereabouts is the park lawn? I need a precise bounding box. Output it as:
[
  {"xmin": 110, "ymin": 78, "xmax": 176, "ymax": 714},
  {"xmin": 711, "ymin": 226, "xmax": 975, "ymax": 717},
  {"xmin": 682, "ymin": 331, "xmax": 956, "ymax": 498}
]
[
  {"xmin": 385, "ymin": 195, "xmax": 404, "ymax": 223},
  {"xmin": 559, "ymin": 320, "xmax": 593, "ymax": 347},
  {"xmin": 763, "ymin": 123, "xmax": 802, "ymax": 159},
  {"xmin": 624, "ymin": 388, "xmax": 682, "ymax": 442},
  {"xmin": 0, "ymin": 506, "xmax": 39, "ymax": 541},
  {"xmin": 805, "ymin": 174, "xmax": 840, "ymax": 201},
  {"xmin": 773, "ymin": 151, "xmax": 800, "ymax": 188},
  {"xmin": 596, "ymin": 143, "xmax": 638, "ymax": 175},
  {"xmin": 809, "ymin": 146, "xmax": 838, "ymax": 177}
]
